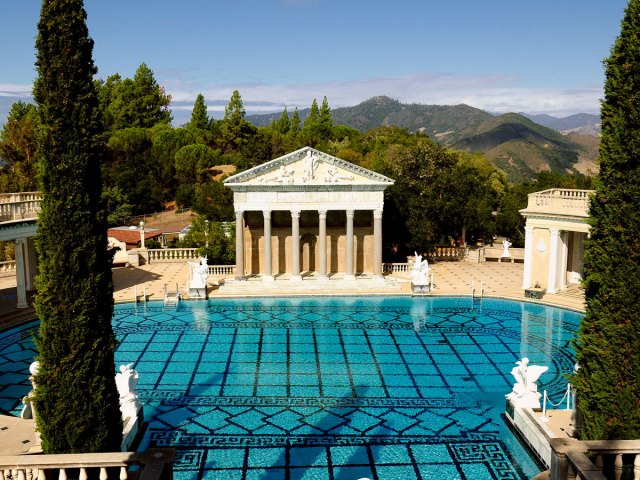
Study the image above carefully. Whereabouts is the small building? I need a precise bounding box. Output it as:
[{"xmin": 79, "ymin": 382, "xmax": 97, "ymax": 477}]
[
  {"xmin": 107, "ymin": 226, "xmax": 161, "ymax": 250},
  {"xmin": 519, "ymin": 189, "xmax": 593, "ymax": 293},
  {"xmin": 223, "ymin": 147, "xmax": 394, "ymax": 281}
]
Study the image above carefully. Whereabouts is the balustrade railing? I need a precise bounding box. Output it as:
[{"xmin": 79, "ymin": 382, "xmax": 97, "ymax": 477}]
[
  {"xmin": 208, "ymin": 265, "xmax": 236, "ymax": 276},
  {"xmin": 146, "ymin": 248, "xmax": 198, "ymax": 263},
  {"xmin": 0, "ymin": 260, "xmax": 16, "ymax": 277},
  {"xmin": 525, "ymin": 189, "xmax": 593, "ymax": 217},
  {"xmin": 551, "ymin": 438, "xmax": 640, "ymax": 480},
  {"xmin": 0, "ymin": 448, "xmax": 175, "ymax": 480},
  {"xmin": 382, "ymin": 263, "xmax": 410, "ymax": 274},
  {"xmin": 427, "ymin": 247, "xmax": 463, "ymax": 262},
  {"xmin": 0, "ymin": 192, "xmax": 42, "ymax": 223}
]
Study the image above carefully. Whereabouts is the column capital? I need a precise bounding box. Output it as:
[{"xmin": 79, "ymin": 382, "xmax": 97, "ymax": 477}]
[
  {"xmin": 373, "ymin": 209, "xmax": 383, "ymax": 220},
  {"xmin": 263, "ymin": 210, "xmax": 272, "ymax": 220},
  {"xmin": 235, "ymin": 209, "xmax": 244, "ymax": 218},
  {"xmin": 525, "ymin": 225, "xmax": 534, "ymax": 234},
  {"xmin": 318, "ymin": 209, "xmax": 327, "ymax": 217},
  {"xmin": 291, "ymin": 210, "xmax": 301, "ymax": 219},
  {"xmin": 550, "ymin": 228, "xmax": 561, "ymax": 237},
  {"xmin": 346, "ymin": 209, "xmax": 355, "ymax": 217}
]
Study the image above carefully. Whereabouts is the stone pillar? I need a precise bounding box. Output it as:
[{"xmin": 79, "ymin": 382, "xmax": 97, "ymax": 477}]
[
  {"xmin": 262, "ymin": 210, "xmax": 274, "ymax": 282},
  {"xmin": 547, "ymin": 228, "xmax": 560, "ymax": 294},
  {"xmin": 373, "ymin": 209, "xmax": 383, "ymax": 280},
  {"xmin": 235, "ymin": 210, "xmax": 245, "ymax": 280},
  {"xmin": 318, "ymin": 210, "xmax": 328, "ymax": 280},
  {"xmin": 291, "ymin": 210, "xmax": 301, "ymax": 281},
  {"xmin": 560, "ymin": 231, "xmax": 569, "ymax": 291},
  {"xmin": 15, "ymin": 238, "xmax": 28, "ymax": 309},
  {"xmin": 522, "ymin": 225, "xmax": 534, "ymax": 289},
  {"xmin": 345, "ymin": 209, "xmax": 355, "ymax": 281}
]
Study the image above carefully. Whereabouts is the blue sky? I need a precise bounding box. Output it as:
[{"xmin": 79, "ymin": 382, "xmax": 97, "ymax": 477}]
[{"xmin": 0, "ymin": 0, "xmax": 630, "ymax": 125}]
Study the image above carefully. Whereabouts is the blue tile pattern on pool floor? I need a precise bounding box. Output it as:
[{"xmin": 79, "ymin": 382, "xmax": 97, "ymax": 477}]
[{"xmin": 0, "ymin": 296, "xmax": 581, "ymax": 480}]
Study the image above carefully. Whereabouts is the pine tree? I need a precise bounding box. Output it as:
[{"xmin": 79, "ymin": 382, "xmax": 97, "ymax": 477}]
[
  {"xmin": 290, "ymin": 108, "xmax": 301, "ymax": 136},
  {"xmin": 304, "ymin": 98, "xmax": 320, "ymax": 129},
  {"xmin": 573, "ymin": 0, "xmax": 640, "ymax": 440},
  {"xmin": 318, "ymin": 96, "xmax": 333, "ymax": 137},
  {"xmin": 189, "ymin": 93, "xmax": 209, "ymax": 130},
  {"xmin": 32, "ymin": 0, "xmax": 123, "ymax": 453},
  {"xmin": 275, "ymin": 108, "xmax": 290, "ymax": 134},
  {"xmin": 220, "ymin": 90, "xmax": 255, "ymax": 152}
]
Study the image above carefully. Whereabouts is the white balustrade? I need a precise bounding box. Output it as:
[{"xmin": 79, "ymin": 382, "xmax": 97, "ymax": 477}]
[
  {"xmin": 382, "ymin": 263, "xmax": 410, "ymax": 274},
  {"xmin": 207, "ymin": 265, "xmax": 236, "ymax": 276},
  {"xmin": 525, "ymin": 189, "xmax": 593, "ymax": 218},
  {"xmin": 146, "ymin": 248, "xmax": 198, "ymax": 263},
  {"xmin": 0, "ymin": 192, "xmax": 42, "ymax": 223},
  {"xmin": 0, "ymin": 448, "xmax": 175, "ymax": 480},
  {"xmin": 551, "ymin": 439, "xmax": 640, "ymax": 480},
  {"xmin": 0, "ymin": 260, "xmax": 16, "ymax": 277}
]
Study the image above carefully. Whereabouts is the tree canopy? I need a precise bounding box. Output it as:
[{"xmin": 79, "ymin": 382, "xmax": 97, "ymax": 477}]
[{"xmin": 573, "ymin": 0, "xmax": 640, "ymax": 441}]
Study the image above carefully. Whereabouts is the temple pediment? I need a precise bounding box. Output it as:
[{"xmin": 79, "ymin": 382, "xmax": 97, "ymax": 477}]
[{"xmin": 224, "ymin": 147, "xmax": 394, "ymax": 188}]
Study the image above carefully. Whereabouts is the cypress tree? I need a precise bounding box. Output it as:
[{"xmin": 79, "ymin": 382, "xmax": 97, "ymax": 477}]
[
  {"xmin": 32, "ymin": 0, "xmax": 122, "ymax": 453},
  {"xmin": 573, "ymin": 0, "xmax": 640, "ymax": 440}
]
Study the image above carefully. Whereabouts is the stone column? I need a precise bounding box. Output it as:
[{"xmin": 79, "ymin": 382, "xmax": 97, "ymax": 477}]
[
  {"xmin": 262, "ymin": 210, "xmax": 274, "ymax": 282},
  {"xmin": 522, "ymin": 225, "xmax": 534, "ymax": 289},
  {"xmin": 345, "ymin": 209, "xmax": 355, "ymax": 281},
  {"xmin": 234, "ymin": 210, "xmax": 245, "ymax": 280},
  {"xmin": 318, "ymin": 210, "xmax": 328, "ymax": 280},
  {"xmin": 373, "ymin": 209, "xmax": 383, "ymax": 280},
  {"xmin": 15, "ymin": 238, "xmax": 28, "ymax": 309},
  {"xmin": 547, "ymin": 228, "xmax": 560, "ymax": 294},
  {"xmin": 291, "ymin": 210, "xmax": 301, "ymax": 281},
  {"xmin": 560, "ymin": 231, "xmax": 569, "ymax": 291}
]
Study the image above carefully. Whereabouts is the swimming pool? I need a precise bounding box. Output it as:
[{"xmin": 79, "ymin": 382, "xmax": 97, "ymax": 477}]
[{"xmin": 0, "ymin": 296, "xmax": 581, "ymax": 480}]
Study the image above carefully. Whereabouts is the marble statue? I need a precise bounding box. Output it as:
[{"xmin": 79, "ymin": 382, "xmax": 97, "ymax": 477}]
[
  {"xmin": 115, "ymin": 363, "xmax": 141, "ymax": 418},
  {"xmin": 502, "ymin": 239, "xmax": 512, "ymax": 258},
  {"xmin": 189, "ymin": 257, "xmax": 209, "ymax": 289},
  {"xmin": 325, "ymin": 165, "xmax": 354, "ymax": 183},
  {"xmin": 304, "ymin": 150, "xmax": 317, "ymax": 181},
  {"xmin": 505, "ymin": 357, "xmax": 548, "ymax": 408},
  {"xmin": 187, "ymin": 257, "xmax": 209, "ymax": 298},
  {"xmin": 276, "ymin": 165, "xmax": 294, "ymax": 184},
  {"xmin": 411, "ymin": 252, "xmax": 430, "ymax": 292}
]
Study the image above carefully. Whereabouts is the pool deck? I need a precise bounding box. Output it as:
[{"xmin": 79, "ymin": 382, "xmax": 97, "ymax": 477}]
[{"xmin": 0, "ymin": 260, "xmax": 585, "ymax": 456}]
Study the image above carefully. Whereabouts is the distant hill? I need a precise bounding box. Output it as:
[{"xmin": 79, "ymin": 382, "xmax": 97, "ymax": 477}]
[
  {"xmin": 521, "ymin": 112, "xmax": 601, "ymax": 134},
  {"xmin": 448, "ymin": 113, "xmax": 598, "ymax": 182},
  {"xmin": 331, "ymin": 96, "xmax": 493, "ymax": 136},
  {"xmin": 247, "ymin": 96, "xmax": 599, "ymax": 181}
]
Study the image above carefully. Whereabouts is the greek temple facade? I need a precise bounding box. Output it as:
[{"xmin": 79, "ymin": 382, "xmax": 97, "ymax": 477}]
[{"xmin": 223, "ymin": 147, "xmax": 394, "ymax": 282}]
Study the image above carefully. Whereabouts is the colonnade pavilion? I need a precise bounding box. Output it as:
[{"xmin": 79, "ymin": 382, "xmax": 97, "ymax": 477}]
[{"xmin": 223, "ymin": 147, "xmax": 394, "ymax": 282}]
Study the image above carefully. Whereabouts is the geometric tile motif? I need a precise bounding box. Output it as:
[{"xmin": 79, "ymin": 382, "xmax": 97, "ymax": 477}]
[
  {"xmin": 450, "ymin": 442, "xmax": 522, "ymax": 479},
  {"xmin": 0, "ymin": 297, "xmax": 582, "ymax": 480}
]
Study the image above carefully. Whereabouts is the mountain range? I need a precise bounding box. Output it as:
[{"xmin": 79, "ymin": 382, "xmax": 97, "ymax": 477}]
[{"xmin": 248, "ymin": 96, "xmax": 600, "ymax": 182}]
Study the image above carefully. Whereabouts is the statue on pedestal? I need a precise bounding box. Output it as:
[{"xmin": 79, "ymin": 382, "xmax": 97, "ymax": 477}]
[
  {"xmin": 411, "ymin": 252, "xmax": 430, "ymax": 293},
  {"xmin": 506, "ymin": 357, "xmax": 548, "ymax": 408},
  {"xmin": 115, "ymin": 364, "xmax": 141, "ymax": 418},
  {"xmin": 188, "ymin": 257, "xmax": 209, "ymax": 298},
  {"xmin": 502, "ymin": 239, "xmax": 512, "ymax": 258}
]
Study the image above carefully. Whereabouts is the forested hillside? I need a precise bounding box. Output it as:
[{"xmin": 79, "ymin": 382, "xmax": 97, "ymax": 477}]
[
  {"xmin": 249, "ymin": 96, "xmax": 599, "ymax": 181},
  {"xmin": 0, "ymin": 74, "xmax": 595, "ymax": 257}
]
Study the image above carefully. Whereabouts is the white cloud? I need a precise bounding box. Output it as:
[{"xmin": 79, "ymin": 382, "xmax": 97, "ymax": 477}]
[
  {"xmin": 0, "ymin": 83, "xmax": 32, "ymax": 97},
  {"xmin": 166, "ymin": 72, "xmax": 603, "ymax": 117}
]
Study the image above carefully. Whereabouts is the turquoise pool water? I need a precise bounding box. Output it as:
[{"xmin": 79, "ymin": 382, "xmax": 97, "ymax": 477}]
[{"xmin": 0, "ymin": 296, "xmax": 581, "ymax": 480}]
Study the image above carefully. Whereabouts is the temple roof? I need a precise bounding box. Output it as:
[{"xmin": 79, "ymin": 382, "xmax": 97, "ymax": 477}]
[{"xmin": 223, "ymin": 147, "xmax": 394, "ymax": 189}]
